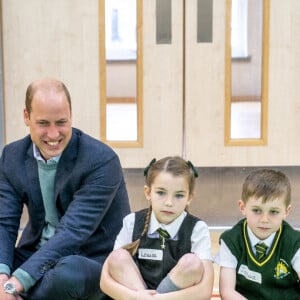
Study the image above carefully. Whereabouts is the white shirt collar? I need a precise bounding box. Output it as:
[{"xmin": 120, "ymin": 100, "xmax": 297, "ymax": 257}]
[
  {"xmin": 247, "ymin": 224, "xmax": 276, "ymax": 249},
  {"xmin": 148, "ymin": 210, "xmax": 187, "ymax": 238}
]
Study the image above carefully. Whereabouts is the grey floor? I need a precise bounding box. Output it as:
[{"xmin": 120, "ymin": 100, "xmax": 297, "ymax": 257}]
[{"xmin": 124, "ymin": 166, "xmax": 300, "ymax": 229}]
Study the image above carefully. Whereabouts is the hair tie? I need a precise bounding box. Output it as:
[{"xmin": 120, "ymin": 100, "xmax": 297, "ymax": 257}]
[
  {"xmin": 187, "ymin": 160, "xmax": 199, "ymax": 178},
  {"xmin": 143, "ymin": 158, "xmax": 156, "ymax": 177}
]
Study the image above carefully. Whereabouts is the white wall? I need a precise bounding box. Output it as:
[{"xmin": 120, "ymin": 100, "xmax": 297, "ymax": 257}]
[{"xmin": 2, "ymin": 0, "xmax": 100, "ymax": 142}]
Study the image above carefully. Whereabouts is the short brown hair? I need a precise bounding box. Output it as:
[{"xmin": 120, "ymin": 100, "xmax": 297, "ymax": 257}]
[{"xmin": 241, "ymin": 169, "xmax": 291, "ymax": 207}]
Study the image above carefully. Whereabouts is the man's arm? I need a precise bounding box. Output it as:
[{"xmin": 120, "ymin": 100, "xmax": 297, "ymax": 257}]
[{"xmin": 20, "ymin": 152, "xmax": 129, "ymax": 280}]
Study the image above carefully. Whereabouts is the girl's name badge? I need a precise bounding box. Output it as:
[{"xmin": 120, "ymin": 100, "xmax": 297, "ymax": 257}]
[{"xmin": 138, "ymin": 248, "xmax": 163, "ymax": 260}]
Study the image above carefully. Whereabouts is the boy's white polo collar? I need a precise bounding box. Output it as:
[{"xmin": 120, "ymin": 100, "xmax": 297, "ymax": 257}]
[{"xmin": 247, "ymin": 224, "xmax": 276, "ymax": 251}]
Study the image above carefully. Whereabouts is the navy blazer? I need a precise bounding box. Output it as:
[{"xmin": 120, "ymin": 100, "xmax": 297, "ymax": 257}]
[{"xmin": 0, "ymin": 128, "xmax": 130, "ymax": 281}]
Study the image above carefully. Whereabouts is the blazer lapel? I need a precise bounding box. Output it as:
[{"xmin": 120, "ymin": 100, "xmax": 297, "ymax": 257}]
[
  {"xmin": 54, "ymin": 131, "xmax": 78, "ymax": 206},
  {"xmin": 25, "ymin": 146, "xmax": 45, "ymax": 220}
]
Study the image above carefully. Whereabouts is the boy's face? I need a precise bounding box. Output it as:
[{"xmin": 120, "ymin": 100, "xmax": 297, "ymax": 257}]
[{"xmin": 238, "ymin": 196, "xmax": 291, "ymax": 240}]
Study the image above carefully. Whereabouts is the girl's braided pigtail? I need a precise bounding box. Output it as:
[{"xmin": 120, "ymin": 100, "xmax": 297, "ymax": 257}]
[
  {"xmin": 122, "ymin": 206, "xmax": 152, "ymax": 256},
  {"xmin": 123, "ymin": 158, "xmax": 156, "ymax": 256}
]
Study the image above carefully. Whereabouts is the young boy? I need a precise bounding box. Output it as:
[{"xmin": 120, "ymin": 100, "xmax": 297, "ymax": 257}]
[{"xmin": 215, "ymin": 169, "xmax": 300, "ymax": 300}]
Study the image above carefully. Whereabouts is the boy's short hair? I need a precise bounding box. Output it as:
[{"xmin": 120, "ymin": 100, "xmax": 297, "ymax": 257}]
[{"xmin": 241, "ymin": 169, "xmax": 291, "ymax": 207}]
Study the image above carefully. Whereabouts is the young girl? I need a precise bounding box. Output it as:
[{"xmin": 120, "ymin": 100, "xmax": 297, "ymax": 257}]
[{"xmin": 100, "ymin": 156, "xmax": 214, "ymax": 299}]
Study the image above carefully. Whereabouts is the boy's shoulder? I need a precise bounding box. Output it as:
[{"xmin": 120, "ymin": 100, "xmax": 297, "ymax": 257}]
[
  {"xmin": 281, "ymin": 220, "xmax": 300, "ymax": 241},
  {"xmin": 220, "ymin": 218, "xmax": 245, "ymax": 242}
]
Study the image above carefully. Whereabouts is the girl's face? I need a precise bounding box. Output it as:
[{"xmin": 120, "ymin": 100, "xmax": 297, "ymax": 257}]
[
  {"xmin": 144, "ymin": 171, "xmax": 193, "ymax": 225},
  {"xmin": 239, "ymin": 196, "xmax": 291, "ymax": 240}
]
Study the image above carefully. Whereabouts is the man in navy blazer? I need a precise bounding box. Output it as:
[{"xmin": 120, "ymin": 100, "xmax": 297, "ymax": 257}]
[{"xmin": 0, "ymin": 78, "xmax": 130, "ymax": 299}]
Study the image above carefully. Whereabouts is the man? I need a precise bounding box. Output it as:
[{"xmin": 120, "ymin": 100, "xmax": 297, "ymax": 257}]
[{"xmin": 0, "ymin": 78, "xmax": 130, "ymax": 299}]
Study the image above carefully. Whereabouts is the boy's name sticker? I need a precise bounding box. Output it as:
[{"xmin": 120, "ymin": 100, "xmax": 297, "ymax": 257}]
[
  {"xmin": 238, "ymin": 264, "xmax": 262, "ymax": 284},
  {"xmin": 138, "ymin": 248, "xmax": 163, "ymax": 260}
]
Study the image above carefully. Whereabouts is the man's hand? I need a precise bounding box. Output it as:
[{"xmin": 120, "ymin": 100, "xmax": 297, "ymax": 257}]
[
  {"xmin": 0, "ymin": 273, "xmax": 9, "ymax": 285},
  {"xmin": 0, "ymin": 275, "xmax": 24, "ymax": 300}
]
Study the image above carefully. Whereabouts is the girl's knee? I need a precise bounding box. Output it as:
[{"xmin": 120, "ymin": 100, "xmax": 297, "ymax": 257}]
[
  {"xmin": 168, "ymin": 254, "xmax": 204, "ymax": 289},
  {"xmin": 176, "ymin": 253, "xmax": 204, "ymax": 277},
  {"xmin": 107, "ymin": 248, "xmax": 132, "ymax": 269}
]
